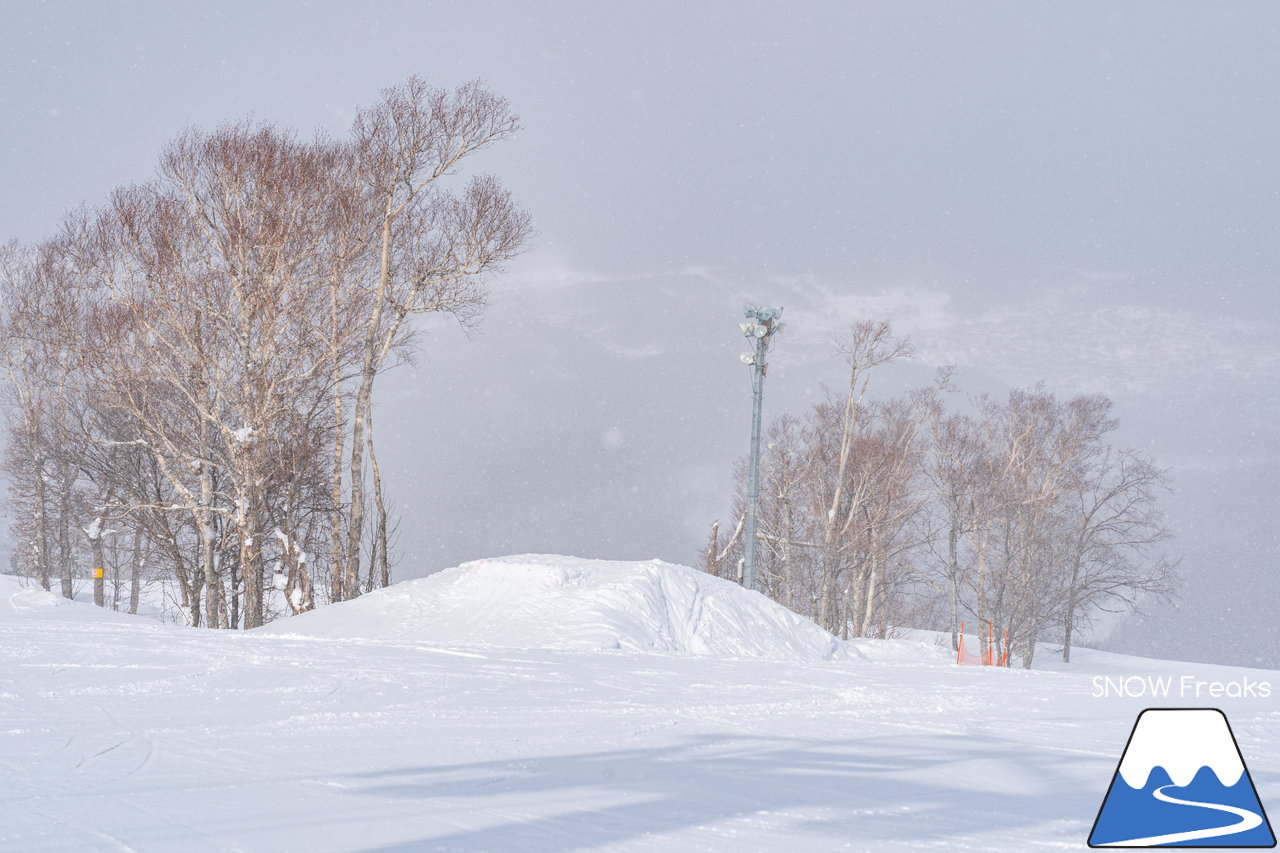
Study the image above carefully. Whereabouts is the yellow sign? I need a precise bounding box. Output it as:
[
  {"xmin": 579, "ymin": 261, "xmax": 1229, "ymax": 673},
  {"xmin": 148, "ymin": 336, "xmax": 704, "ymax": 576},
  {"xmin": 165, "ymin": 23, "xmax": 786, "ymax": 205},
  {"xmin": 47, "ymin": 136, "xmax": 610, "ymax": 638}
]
[{"xmin": 91, "ymin": 567, "xmax": 104, "ymax": 579}]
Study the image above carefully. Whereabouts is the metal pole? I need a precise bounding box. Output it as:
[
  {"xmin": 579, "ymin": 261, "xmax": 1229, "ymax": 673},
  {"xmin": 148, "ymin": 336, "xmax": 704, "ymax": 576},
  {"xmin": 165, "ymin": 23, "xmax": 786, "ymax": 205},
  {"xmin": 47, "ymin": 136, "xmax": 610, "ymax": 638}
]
[
  {"xmin": 743, "ymin": 332, "xmax": 765, "ymax": 591},
  {"xmin": 738, "ymin": 305, "xmax": 782, "ymax": 592}
]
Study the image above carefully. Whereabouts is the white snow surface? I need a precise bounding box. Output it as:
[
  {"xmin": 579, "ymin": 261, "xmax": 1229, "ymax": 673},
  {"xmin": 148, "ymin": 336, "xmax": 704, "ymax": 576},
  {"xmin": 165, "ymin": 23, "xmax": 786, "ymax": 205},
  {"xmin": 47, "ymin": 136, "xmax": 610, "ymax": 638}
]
[
  {"xmin": 0, "ymin": 574, "xmax": 150, "ymax": 623},
  {"xmin": 1117, "ymin": 708, "xmax": 1245, "ymax": 788},
  {"xmin": 1, "ymin": 561, "xmax": 1277, "ymax": 852},
  {"xmin": 260, "ymin": 555, "xmax": 851, "ymax": 661}
]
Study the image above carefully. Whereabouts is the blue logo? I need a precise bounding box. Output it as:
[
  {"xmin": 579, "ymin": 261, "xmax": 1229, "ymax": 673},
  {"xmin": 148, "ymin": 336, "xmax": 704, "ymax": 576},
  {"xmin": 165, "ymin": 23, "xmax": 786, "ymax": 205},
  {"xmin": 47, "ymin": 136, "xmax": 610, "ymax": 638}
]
[{"xmin": 1089, "ymin": 708, "xmax": 1275, "ymax": 847}]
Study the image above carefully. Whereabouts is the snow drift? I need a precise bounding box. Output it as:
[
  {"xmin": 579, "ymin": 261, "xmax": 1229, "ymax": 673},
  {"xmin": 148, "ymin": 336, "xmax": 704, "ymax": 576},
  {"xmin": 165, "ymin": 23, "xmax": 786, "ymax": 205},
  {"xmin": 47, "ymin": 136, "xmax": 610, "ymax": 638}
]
[
  {"xmin": 0, "ymin": 574, "xmax": 146, "ymax": 623},
  {"xmin": 261, "ymin": 554, "xmax": 851, "ymax": 661}
]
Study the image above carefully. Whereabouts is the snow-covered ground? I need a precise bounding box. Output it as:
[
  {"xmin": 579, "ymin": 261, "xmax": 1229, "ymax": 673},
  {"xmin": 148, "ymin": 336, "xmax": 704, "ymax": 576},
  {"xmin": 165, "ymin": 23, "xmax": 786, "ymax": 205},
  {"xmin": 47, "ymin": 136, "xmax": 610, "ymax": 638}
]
[
  {"xmin": 259, "ymin": 556, "xmax": 849, "ymax": 661},
  {"xmin": 2, "ymin": 556, "xmax": 1276, "ymax": 852}
]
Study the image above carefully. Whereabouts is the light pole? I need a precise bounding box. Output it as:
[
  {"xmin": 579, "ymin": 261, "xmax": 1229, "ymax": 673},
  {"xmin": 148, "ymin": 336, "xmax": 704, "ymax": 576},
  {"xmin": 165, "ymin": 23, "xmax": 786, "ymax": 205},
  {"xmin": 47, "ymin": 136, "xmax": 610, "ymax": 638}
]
[{"xmin": 739, "ymin": 304, "xmax": 783, "ymax": 592}]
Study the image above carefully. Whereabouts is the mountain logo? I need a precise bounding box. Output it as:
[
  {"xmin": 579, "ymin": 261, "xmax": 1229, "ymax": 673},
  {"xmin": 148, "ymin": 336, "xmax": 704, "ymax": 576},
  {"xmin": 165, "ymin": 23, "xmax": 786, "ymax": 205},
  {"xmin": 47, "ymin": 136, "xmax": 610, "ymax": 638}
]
[{"xmin": 1089, "ymin": 708, "xmax": 1275, "ymax": 848}]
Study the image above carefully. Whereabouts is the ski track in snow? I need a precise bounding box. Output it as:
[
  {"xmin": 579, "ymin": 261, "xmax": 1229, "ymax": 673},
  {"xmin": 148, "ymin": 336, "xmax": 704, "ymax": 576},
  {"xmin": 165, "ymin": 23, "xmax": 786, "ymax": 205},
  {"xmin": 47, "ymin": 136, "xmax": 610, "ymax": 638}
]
[{"xmin": 0, "ymin": 564, "xmax": 1277, "ymax": 852}]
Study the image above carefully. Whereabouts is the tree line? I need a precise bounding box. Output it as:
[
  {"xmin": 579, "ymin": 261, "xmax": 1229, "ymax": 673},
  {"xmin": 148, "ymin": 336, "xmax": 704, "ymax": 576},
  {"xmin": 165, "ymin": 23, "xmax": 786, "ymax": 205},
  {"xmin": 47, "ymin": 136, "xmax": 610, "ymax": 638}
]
[
  {"xmin": 702, "ymin": 321, "xmax": 1179, "ymax": 667},
  {"xmin": 0, "ymin": 77, "xmax": 532, "ymax": 627}
]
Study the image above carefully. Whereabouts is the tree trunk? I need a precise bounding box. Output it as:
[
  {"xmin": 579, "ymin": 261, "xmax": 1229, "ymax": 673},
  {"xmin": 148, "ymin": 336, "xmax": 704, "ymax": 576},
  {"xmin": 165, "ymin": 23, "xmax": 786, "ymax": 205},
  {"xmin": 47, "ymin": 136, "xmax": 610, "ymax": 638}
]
[
  {"xmin": 367, "ymin": 421, "xmax": 391, "ymax": 590},
  {"xmin": 780, "ymin": 498, "xmax": 795, "ymax": 610},
  {"xmin": 973, "ymin": 528, "xmax": 989, "ymax": 635},
  {"xmin": 239, "ymin": 488, "xmax": 264, "ymax": 629},
  {"xmin": 201, "ymin": 539, "xmax": 221, "ymax": 628},
  {"xmin": 280, "ymin": 519, "xmax": 315, "ymax": 616},
  {"xmin": 860, "ymin": 557, "xmax": 879, "ymax": 639},
  {"xmin": 1062, "ymin": 556, "xmax": 1082, "ymax": 663},
  {"xmin": 329, "ymin": 287, "xmax": 347, "ymax": 604},
  {"xmin": 1022, "ymin": 625, "xmax": 1037, "ymax": 669},
  {"xmin": 848, "ymin": 567, "xmax": 864, "ymax": 637},
  {"xmin": 89, "ymin": 521, "xmax": 105, "ymax": 608},
  {"xmin": 32, "ymin": 458, "xmax": 50, "ymax": 591},
  {"xmin": 365, "ymin": 525, "xmax": 379, "ymax": 595},
  {"xmin": 128, "ymin": 528, "xmax": 142, "ymax": 615},
  {"xmin": 197, "ymin": 462, "xmax": 224, "ymax": 628},
  {"xmin": 329, "ymin": 386, "xmax": 346, "ymax": 604},
  {"xmin": 343, "ymin": 367, "xmax": 374, "ymax": 599},
  {"xmin": 948, "ymin": 523, "xmax": 960, "ymax": 651},
  {"xmin": 168, "ymin": 537, "xmax": 199, "ymax": 627},
  {"xmin": 702, "ymin": 521, "xmax": 720, "ymax": 576},
  {"xmin": 56, "ymin": 467, "xmax": 73, "ymax": 599},
  {"xmin": 817, "ymin": 552, "xmax": 839, "ymax": 634},
  {"xmin": 343, "ymin": 207, "xmax": 396, "ymax": 601},
  {"xmin": 228, "ymin": 549, "xmax": 240, "ymax": 630}
]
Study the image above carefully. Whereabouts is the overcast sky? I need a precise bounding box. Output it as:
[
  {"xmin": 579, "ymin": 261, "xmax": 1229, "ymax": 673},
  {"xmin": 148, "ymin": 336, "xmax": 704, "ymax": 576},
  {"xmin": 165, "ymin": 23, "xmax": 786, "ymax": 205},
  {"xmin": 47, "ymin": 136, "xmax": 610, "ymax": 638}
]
[{"xmin": 3, "ymin": 1, "xmax": 1278, "ymax": 666}]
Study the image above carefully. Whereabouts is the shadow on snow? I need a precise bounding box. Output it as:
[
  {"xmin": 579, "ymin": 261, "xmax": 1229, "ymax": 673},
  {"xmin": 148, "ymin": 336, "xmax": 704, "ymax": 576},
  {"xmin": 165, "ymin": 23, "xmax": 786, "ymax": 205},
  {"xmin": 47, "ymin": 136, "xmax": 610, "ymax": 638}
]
[{"xmin": 339, "ymin": 730, "xmax": 1100, "ymax": 851}]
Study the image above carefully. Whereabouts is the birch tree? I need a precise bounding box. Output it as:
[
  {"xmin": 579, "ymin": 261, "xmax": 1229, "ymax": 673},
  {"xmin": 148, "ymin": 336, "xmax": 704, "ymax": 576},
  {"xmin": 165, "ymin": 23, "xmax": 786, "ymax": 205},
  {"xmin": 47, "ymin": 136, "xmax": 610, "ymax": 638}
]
[
  {"xmin": 0, "ymin": 239, "xmax": 92, "ymax": 597},
  {"xmin": 339, "ymin": 77, "xmax": 533, "ymax": 600},
  {"xmin": 700, "ymin": 333, "xmax": 1181, "ymax": 667},
  {"xmin": 923, "ymin": 408, "xmax": 987, "ymax": 650},
  {"xmin": 1, "ymin": 77, "xmax": 533, "ymax": 626},
  {"xmin": 811, "ymin": 321, "xmax": 913, "ymax": 633}
]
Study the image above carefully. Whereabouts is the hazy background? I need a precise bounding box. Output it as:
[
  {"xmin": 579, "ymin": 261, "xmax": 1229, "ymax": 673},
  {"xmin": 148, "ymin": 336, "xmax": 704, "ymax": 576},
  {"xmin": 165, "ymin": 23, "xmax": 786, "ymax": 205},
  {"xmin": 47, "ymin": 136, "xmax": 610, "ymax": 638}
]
[{"xmin": 3, "ymin": 1, "xmax": 1277, "ymax": 666}]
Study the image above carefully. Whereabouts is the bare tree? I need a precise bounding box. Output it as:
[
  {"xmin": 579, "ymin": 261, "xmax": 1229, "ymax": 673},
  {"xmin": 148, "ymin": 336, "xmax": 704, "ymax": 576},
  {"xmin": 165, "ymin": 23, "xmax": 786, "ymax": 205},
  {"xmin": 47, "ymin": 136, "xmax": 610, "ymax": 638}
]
[
  {"xmin": 0, "ymin": 239, "xmax": 93, "ymax": 597},
  {"xmin": 339, "ymin": 77, "xmax": 533, "ymax": 600},
  {"xmin": 1059, "ymin": 446, "xmax": 1179, "ymax": 661},
  {"xmin": 848, "ymin": 394, "xmax": 931, "ymax": 639},
  {"xmin": 700, "ymin": 332, "xmax": 1182, "ymax": 668},
  {"xmin": 755, "ymin": 415, "xmax": 815, "ymax": 613},
  {"xmin": 811, "ymin": 321, "xmax": 913, "ymax": 633},
  {"xmin": 2, "ymin": 78, "xmax": 532, "ymax": 628},
  {"xmin": 923, "ymin": 407, "xmax": 986, "ymax": 650}
]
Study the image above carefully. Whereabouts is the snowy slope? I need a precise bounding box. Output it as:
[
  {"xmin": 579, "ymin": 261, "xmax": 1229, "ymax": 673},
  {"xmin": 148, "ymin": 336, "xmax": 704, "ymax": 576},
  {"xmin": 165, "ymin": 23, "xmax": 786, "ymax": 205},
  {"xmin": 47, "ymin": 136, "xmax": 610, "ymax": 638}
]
[
  {"xmin": 0, "ymin": 574, "xmax": 153, "ymax": 624},
  {"xmin": 2, "ymin": 563, "xmax": 1278, "ymax": 852},
  {"xmin": 260, "ymin": 555, "xmax": 851, "ymax": 661}
]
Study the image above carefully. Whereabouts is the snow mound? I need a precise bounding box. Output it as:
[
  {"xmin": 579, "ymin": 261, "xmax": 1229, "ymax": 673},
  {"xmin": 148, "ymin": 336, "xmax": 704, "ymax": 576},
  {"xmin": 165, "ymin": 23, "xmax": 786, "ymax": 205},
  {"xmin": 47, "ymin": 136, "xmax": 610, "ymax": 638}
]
[
  {"xmin": 0, "ymin": 574, "xmax": 148, "ymax": 623},
  {"xmin": 848, "ymin": 636, "xmax": 951, "ymax": 665},
  {"xmin": 261, "ymin": 554, "xmax": 852, "ymax": 661}
]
